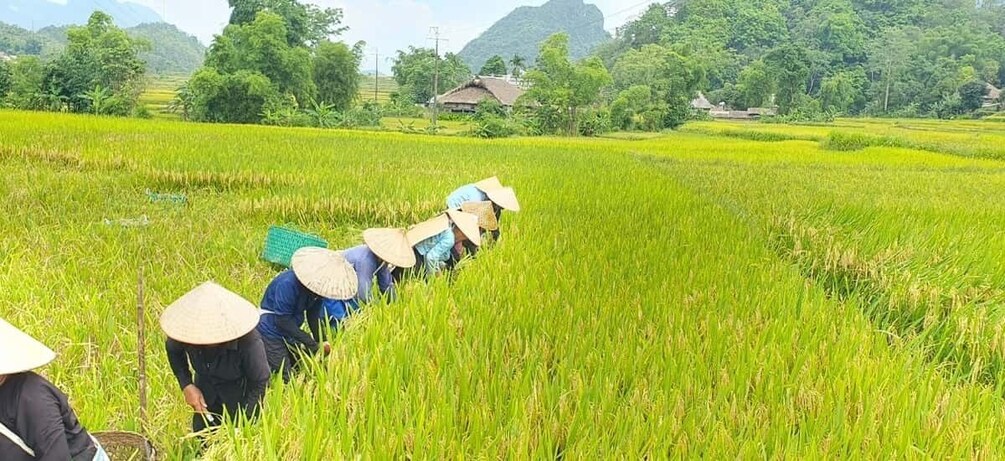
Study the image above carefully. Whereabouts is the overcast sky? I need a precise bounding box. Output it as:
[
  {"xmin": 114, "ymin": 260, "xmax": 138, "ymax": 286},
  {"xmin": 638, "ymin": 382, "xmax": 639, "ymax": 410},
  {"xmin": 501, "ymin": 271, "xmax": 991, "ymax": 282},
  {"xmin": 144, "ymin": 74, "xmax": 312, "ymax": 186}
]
[{"xmin": 125, "ymin": 0, "xmax": 650, "ymax": 56}]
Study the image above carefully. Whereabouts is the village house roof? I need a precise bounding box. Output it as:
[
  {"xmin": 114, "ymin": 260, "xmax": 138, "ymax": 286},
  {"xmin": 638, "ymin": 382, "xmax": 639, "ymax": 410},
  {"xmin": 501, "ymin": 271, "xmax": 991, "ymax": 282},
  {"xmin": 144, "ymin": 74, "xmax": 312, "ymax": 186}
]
[
  {"xmin": 439, "ymin": 77, "xmax": 526, "ymax": 107},
  {"xmin": 691, "ymin": 92, "xmax": 713, "ymax": 110},
  {"xmin": 987, "ymin": 83, "xmax": 1001, "ymax": 101}
]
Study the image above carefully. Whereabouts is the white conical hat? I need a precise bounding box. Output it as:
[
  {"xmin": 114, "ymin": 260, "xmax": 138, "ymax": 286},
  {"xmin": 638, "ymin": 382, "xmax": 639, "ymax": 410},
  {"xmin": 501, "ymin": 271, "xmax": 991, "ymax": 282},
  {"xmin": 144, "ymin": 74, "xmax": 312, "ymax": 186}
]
[
  {"xmin": 474, "ymin": 176, "xmax": 504, "ymax": 191},
  {"xmin": 483, "ymin": 186, "xmax": 520, "ymax": 212},
  {"xmin": 160, "ymin": 282, "xmax": 262, "ymax": 346},
  {"xmin": 446, "ymin": 209, "xmax": 482, "ymax": 247},
  {"xmin": 363, "ymin": 228, "xmax": 417, "ymax": 268},
  {"xmin": 291, "ymin": 247, "xmax": 359, "ymax": 300},
  {"xmin": 0, "ymin": 317, "xmax": 56, "ymax": 374},
  {"xmin": 461, "ymin": 201, "xmax": 500, "ymax": 231},
  {"xmin": 407, "ymin": 214, "xmax": 451, "ymax": 246}
]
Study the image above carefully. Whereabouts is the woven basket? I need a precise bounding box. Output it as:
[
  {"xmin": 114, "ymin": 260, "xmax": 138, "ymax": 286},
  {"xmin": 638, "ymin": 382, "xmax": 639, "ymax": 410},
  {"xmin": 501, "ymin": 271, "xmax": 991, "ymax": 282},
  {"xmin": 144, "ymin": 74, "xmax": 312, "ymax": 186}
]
[
  {"xmin": 92, "ymin": 431, "xmax": 156, "ymax": 461},
  {"xmin": 261, "ymin": 226, "xmax": 328, "ymax": 267}
]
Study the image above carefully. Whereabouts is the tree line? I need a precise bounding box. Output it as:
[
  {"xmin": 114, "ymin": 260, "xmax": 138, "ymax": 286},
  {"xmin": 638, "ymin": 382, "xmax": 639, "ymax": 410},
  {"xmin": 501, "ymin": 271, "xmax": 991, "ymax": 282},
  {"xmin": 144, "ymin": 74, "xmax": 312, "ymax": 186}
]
[{"xmin": 3, "ymin": 0, "xmax": 1003, "ymax": 135}]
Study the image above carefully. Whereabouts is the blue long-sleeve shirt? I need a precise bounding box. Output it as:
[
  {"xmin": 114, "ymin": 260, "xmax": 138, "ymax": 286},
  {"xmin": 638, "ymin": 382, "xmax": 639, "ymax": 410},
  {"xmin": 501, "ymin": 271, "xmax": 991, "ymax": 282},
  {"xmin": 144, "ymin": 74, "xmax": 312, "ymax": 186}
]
[
  {"xmin": 321, "ymin": 298, "xmax": 361, "ymax": 328},
  {"xmin": 414, "ymin": 228, "xmax": 455, "ymax": 276},
  {"xmin": 257, "ymin": 271, "xmax": 321, "ymax": 346},
  {"xmin": 343, "ymin": 244, "xmax": 395, "ymax": 303},
  {"xmin": 446, "ymin": 184, "xmax": 489, "ymax": 209}
]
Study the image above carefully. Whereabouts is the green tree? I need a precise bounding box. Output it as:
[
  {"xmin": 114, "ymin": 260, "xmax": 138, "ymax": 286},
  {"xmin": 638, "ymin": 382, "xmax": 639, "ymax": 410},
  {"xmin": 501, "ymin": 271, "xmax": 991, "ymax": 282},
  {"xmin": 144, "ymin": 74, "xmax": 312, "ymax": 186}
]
[
  {"xmin": 0, "ymin": 60, "xmax": 10, "ymax": 102},
  {"xmin": 958, "ymin": 80, "xmax": 988, "ymax": 113},
  {"xmin": 391, "ymin": 47, "xmax": 471, "ymax": 104},
  {"xmin": 228, "ymin": 0, "xmax": 346, "ymax": 46},
  {"xmin": 41, "ymin": 11, "xmax": 147, "ymax": 114},
  {"xmin": 820, "ymin": 69, "xmax": 864, "ymax": 114},
  {"xmin": 866, "ymin": 27, "xmax": 917, "ymax": 113},
  {"xmin": 764, "ymin": 43, "xmax": 811, "ymax": 114},
  {"xmin": 313, "ymin": 40, "xmax": 362, "ymax": 111},
  {"xmin": 6, "ymin": 56, "xmax": 45, "ymax": 109},
  {"xmin": 736, "ymin": 60, "xmax": 775, "ymax": 108},
  {"xmin": 187, "ymin": 67, "xmax": 281, "ymax": 123},
  {"xmin": 521, "ymin": 33, "xmax": 612, "ymax": 135},
  {"xmin": 510, "ymin": 55, "xmax": 526, "ymax": 78},
  {"xmin": 480, "ymin": 55, "xmax": 508, "ymax": 76},
  {"xmin": 207, "ymin": 11, "xmax": 316, "ymax": 107},
  {"xmin": 611, "ymin": 43, "xmax": 705, "ymax": 129}
]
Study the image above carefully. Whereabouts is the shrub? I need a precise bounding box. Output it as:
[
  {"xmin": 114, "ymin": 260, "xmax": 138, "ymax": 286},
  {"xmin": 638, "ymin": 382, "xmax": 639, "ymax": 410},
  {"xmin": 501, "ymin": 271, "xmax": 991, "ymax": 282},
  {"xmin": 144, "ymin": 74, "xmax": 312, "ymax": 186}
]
[{"xmin": 578, "ymin": 108, "xmax": 612, "ymax": 137}]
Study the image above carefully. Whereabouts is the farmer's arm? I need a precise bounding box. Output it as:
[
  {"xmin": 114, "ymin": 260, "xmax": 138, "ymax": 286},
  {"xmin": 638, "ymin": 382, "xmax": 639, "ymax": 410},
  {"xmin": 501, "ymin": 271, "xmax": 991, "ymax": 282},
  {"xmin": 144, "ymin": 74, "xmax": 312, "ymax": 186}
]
[
  {"xmin": 274, "ymin": 314, "xmax": 318, "ymax": 354},
  {"xmin": 240, "ymin": 332, "xmax": 271, "ymax": 418},
  {"xmin": 165, "ymin": 338, "xmax": 194, "ymax": 389},
  {"xmin": 22, "ymin": 386, "xmax": 72, "ymax": 461}
]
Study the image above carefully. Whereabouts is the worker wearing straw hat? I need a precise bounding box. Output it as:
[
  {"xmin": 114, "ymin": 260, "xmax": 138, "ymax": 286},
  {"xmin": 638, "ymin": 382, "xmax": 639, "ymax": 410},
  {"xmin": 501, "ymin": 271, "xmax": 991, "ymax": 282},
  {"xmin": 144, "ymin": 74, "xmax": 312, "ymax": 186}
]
[
  {"xmin": 407, "ymin": 210, "xmax": 482, "ymax": 277},
  {"xmin": 258, "ymin": 247, "xmax": 359, "ymax": 382},
  {"xmin": 0, "ymin": 317, "xmax": 110, "ymax": 461},
  {"xmin": 342, "ymin": 228, "xmax": 416, "ymax": 304},
  {"xmin": 162, "ymin": 282, "xmax": 271, "ymax": 434},
  {"xmin": 445, "ymin": 176, "xmax": 520, "ymax": 242},
  {"xmin": 450, "ymin": 201, "xmax": 500, "ymax": 263}
]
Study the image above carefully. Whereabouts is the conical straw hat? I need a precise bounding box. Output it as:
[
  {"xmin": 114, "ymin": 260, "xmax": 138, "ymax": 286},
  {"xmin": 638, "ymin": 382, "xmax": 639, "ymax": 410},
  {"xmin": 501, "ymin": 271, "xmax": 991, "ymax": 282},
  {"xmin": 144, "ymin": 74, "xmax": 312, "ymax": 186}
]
[
  {"xmin": 484, "ymin": 186, "xmax": 521, "ymax": 212},
  {"xmin": 461, "ymin": 201, "xmax": 499, "ymax": 231},
  {"xmin": 474, "ymin": 176, "xmax": 504, "ymax": 191},
  {"xmin": 446, "ymin": 209, "xmax": 482, "ymax": 247},
  {"xmin": 160, "ymin": 282, "xmax": 262, "ymax": 346},
  {"xmin": 407, "ymin": 214, "xmax": 451, "ymax": 246},
  {"xmin": 0, "ymin": 317, "xmax": 56, "ymax": 374},
  {"xmin": 291, "ymin": 247, "xmax": 359, "ymax": 300},
  {"xmin": 364, "ymin": 228, "xmax": 417, "ymax": 268}
]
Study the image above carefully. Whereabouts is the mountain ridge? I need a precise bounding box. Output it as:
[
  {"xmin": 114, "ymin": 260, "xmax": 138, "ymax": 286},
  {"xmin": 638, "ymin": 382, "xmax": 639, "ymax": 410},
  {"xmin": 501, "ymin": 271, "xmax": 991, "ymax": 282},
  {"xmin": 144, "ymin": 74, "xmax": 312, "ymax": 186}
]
[
  {"xmin": 0, "ymin": 0, "xmax": 162, "ymax": 30},
  {"xmin": 458, "ymin": 0, "xmax": 610, "ymax": 73},
  {"xmin": 0, "ymin": 20, "xmax": 205, "ymax": 75}
]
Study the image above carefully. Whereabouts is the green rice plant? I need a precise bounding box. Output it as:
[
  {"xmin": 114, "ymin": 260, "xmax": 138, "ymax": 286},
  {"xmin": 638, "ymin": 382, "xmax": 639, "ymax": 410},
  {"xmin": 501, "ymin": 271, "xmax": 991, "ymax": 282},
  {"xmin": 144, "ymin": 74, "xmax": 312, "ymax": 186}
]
[{"xmin": 4, "ymin": 110, "xmax": 1005, "ymax": 459}]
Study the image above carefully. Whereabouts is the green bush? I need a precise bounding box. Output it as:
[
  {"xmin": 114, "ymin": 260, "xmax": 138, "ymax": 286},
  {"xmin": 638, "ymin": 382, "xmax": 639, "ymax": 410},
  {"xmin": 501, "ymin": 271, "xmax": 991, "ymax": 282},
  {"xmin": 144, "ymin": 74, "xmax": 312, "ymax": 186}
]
[
  {"xmin": 578, "ymin": 108, "xmax": 611, "ymax": 137},
  {"xmin": 472, "ymin": 115, "xmax": 517, "ymax": 138}
]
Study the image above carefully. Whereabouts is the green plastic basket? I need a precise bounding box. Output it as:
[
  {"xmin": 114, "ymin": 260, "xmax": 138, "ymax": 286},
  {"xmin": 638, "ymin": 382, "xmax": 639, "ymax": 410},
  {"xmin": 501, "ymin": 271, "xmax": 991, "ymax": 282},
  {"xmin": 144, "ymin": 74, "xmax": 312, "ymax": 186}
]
[{"xmin": 262, "ymin": 226, "xmax": 328, "ymax": 267}]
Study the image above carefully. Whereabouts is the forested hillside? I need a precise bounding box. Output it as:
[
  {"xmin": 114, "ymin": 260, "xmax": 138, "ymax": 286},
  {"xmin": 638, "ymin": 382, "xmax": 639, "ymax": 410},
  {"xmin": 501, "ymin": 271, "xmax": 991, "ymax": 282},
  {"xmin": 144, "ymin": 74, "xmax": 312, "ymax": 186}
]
[
  {"xmin": 598, "ymin": 0, "xmax": 1005, "ymax": 117},
  {"xmin": 0, "ymin": 21, "xmax": 205, "ymax": 74},
  {"xmin": 458, "ymin": 0, "xmax": 609, "ymax": 73}
]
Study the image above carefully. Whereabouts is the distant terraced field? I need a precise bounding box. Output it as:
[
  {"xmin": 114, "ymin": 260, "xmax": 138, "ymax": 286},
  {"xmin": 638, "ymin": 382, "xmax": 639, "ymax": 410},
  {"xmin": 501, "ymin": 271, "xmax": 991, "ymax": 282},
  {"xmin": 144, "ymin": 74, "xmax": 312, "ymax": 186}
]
[{"xmin": 139, "ymin": 75, "xmax": 399, "ymax": 121}]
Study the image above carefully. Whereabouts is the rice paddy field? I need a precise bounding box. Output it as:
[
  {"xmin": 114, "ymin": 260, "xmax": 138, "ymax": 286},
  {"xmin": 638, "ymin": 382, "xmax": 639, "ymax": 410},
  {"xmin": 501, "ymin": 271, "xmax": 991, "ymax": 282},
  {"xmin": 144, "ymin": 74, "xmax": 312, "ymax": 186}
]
[{"xmin": 3, "ymin": 111, "xmax": 1005, "ymax": 459}]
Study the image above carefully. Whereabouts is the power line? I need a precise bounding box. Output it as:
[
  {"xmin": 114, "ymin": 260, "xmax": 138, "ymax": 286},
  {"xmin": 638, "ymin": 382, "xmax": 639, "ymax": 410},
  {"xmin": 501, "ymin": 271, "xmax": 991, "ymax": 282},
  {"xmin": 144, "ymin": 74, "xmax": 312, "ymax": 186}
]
[
  {"xmin": 427, "ymin": 27, "xmax": 449, "ymax": 128},
  {"xmin": 369, "ymin": 48, "xmax": 380, "ymax": 102}
]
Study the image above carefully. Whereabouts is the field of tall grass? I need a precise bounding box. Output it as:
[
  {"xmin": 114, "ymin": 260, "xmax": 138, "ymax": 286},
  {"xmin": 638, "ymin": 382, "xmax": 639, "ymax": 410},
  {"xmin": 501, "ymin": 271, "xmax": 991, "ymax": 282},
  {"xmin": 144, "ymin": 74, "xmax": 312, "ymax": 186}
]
[{"xmin": 3, "ymin": 111, "xmax": 1005, "ymax": 458}]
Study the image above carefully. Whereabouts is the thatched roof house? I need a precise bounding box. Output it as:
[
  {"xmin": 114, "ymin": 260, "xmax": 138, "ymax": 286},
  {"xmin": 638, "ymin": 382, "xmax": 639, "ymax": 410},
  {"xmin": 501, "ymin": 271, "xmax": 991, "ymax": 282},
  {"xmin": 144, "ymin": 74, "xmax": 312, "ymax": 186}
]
[
  {"xmin": 691, "ymin": 92, "xmax": 713, "ymax": 111},
  {"xmin": 438, "ymin": 77, "xmax": 526, "ymax": 113},
  {"xmin": 987, "ymin": 84, "xmax": 1001, "ymax": 101}
]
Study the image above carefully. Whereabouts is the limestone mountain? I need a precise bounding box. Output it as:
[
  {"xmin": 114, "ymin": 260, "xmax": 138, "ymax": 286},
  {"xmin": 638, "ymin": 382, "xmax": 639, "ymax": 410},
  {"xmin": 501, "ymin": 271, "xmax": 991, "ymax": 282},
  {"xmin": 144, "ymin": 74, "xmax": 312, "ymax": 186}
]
[{"xmin": 458, "ymin": 0, "xmax": 609, "ymax": 74}]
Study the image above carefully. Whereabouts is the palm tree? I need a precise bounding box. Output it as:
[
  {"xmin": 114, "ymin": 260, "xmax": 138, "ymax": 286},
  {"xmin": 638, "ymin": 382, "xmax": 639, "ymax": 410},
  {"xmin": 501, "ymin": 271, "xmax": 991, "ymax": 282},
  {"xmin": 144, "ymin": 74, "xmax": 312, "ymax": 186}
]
[{"xmin": 510, "ymin": 55, "xmax": 526, "ymax": 78}]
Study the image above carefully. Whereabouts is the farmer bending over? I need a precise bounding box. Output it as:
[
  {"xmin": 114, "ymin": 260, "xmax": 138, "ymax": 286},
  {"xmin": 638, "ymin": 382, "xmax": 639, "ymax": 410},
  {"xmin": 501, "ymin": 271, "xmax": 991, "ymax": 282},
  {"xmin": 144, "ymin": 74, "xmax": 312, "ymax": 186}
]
[
  {"xmin": 162, "ymin": 282, "xmax": 270, "ymax": 434},
  {"xmin": 446, "ymin": 176, "xmax": 520, "ymax": 243},
  {"xmin": 0, "ymin": 317, "xmax": 110, "ymax": 461},
  {"xmin": 259, "ymin": 248, "xmax": 357, "ymax": 382},
  {"xmin": 408, "ymin": 210, "xmax": 482, "ymax": 276}
]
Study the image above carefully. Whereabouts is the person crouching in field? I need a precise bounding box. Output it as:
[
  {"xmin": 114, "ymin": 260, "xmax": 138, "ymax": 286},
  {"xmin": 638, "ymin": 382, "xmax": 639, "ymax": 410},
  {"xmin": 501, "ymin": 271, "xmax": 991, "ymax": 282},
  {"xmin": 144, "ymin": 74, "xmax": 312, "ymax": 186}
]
[
  {"xmin": 259, "ymin": 248, "xmax": 358, "ymax": 382},
  {"xmin": 446, "ymin": 176, "xmax": 520, "ymax": 244},
  {"xmin": 324, "ymin": 229, "xmax": 414, "ymax": 332},
  {"xmin": 407, "ymin": 210, "xmax": 482, "ymax": 277},
  {"xmin": 0, "ymin": 317, "xmax": 110, "ymax": 461},
  {"xmin": 344, "ymin": 228, "xmax": 416, "ymax": 302},
  {"xmin": 161, "ymin": 282, "xmax": 270, "ymax": 434}
]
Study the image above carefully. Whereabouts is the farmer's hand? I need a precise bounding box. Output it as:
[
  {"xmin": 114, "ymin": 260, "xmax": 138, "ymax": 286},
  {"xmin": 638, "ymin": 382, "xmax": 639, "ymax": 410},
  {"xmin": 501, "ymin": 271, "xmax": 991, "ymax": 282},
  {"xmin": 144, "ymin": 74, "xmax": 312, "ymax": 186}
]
[
  {"xmin": 322, "ymin": 342, "xmax": 332, "ymax": 356},
  {"xmin": 183, "ymin": 384, "xmax": 208, "ymax": 414}
]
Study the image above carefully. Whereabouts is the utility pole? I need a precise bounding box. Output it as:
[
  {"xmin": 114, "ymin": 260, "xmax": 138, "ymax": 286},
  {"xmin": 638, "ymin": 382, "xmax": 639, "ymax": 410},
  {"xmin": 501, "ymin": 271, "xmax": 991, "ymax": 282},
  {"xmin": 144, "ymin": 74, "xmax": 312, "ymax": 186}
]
[
  {"xmin": 428, "ymin": 27, "xmax": 448, "ymax": 128},
  {"xmin": 371, "ymin": 48, "xmax": 380, "ymax": 103}
]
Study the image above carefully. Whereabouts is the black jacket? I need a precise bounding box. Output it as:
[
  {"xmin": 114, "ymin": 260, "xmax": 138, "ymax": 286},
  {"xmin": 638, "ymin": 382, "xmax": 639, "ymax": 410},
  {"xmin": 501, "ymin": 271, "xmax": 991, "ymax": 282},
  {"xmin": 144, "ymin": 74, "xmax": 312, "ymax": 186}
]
[
  {"xmin": 165, "ymin": 330, "xmax": 271, "ymax": 419},
  {"xmin": 0, "ymin": 372, "xmax": 97, "ymax": 461}
]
